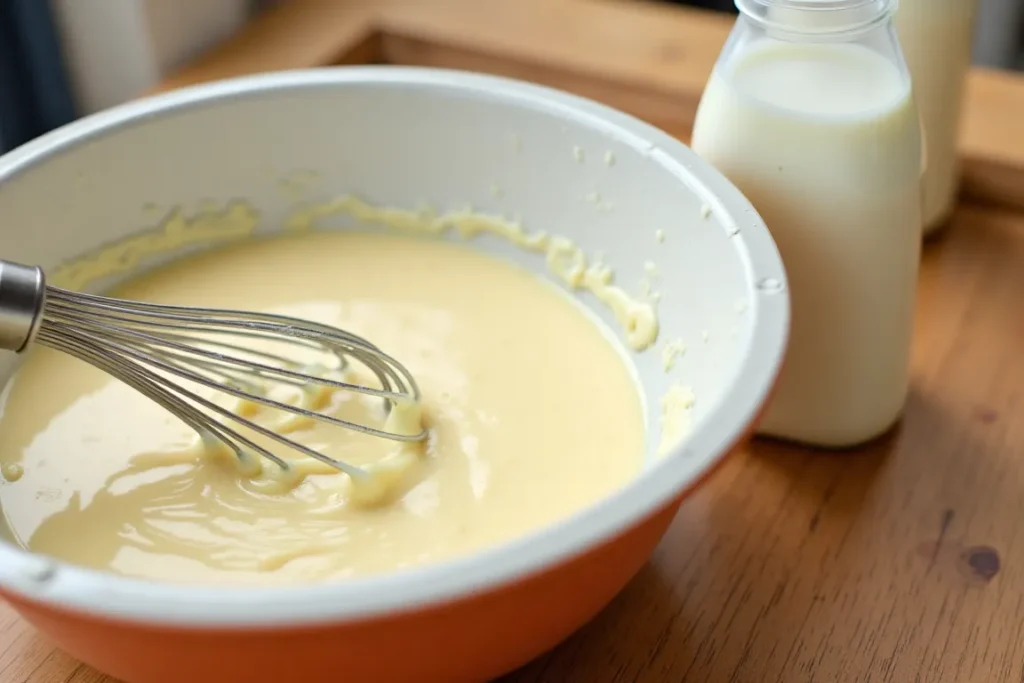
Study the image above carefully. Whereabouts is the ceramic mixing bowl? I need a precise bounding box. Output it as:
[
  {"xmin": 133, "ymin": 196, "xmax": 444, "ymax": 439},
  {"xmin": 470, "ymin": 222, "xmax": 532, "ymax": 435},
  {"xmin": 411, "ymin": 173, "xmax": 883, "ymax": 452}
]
[{"xmin": 0, "ymin": 67, "xmax": 788, "ymax": 683}]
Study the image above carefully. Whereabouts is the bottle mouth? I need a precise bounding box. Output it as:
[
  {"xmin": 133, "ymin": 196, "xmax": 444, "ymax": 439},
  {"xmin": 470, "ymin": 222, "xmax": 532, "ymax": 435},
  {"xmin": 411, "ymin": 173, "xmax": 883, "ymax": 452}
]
[{"xmin": 735, "ymin": 0, "xmax": 898, "ymax": 38}]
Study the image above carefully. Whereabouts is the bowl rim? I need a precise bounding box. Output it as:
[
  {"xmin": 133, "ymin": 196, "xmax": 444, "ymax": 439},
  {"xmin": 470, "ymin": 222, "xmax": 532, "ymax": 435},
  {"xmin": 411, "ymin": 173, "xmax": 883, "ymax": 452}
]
[{"xmin": 0, "ymin": 65, "xmax": 789, "ymax": 627}]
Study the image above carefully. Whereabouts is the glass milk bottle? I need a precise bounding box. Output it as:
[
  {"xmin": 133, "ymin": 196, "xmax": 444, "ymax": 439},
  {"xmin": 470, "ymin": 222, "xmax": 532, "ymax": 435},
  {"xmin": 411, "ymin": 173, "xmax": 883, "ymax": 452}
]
[
  {"xmin": 691, "ymin": 0, "xmax": 923, "ymax": 448},
  {"xmin": 895, "ymin": 0, "xmax": 978, "ymax": 236}
]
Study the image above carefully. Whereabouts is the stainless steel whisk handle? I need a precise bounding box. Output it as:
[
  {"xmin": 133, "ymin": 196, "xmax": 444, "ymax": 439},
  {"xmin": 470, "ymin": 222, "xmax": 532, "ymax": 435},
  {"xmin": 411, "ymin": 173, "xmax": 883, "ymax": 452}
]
[{"xmin": 0, "ymin": 260, "xmax": 45, "ymax": 353}]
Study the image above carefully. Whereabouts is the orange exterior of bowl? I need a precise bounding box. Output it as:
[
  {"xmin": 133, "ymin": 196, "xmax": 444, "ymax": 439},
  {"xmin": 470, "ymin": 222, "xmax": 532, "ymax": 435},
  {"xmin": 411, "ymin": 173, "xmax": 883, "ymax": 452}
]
[{"xmin": 1, "ymin": 499, "xmax": 681, "ymax": 683}]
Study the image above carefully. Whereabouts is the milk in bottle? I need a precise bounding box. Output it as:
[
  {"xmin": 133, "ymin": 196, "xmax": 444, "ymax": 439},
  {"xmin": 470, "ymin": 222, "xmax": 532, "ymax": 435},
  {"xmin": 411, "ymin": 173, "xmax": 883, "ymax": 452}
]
[
  {"xmin": 895, "ymin": 0, "xmax": 978, "ymax": 234},
  {"xmin": 692, "ymin": 0, "xmax": 923, "ymax": 447}
]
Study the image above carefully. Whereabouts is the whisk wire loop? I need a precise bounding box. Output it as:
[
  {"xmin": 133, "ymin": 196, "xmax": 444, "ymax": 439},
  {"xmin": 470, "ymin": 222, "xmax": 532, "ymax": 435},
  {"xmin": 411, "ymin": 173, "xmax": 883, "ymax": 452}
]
[{"xmin": 0, "ymin": 260, "xmax": 426, "ymax": 477}]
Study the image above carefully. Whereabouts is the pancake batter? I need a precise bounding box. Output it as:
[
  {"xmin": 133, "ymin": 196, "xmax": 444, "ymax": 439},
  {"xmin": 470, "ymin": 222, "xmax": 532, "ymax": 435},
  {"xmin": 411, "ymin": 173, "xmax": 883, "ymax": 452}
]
[{"xmin": 0, "ymin": 232, "xmax": 644, "ymax": 585}]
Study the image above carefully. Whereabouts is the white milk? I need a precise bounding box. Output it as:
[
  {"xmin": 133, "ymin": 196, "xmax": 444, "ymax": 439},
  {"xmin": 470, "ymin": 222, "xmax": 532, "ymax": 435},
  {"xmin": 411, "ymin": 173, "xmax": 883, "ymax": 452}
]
[
  {"xmin": 895, "ymin": 0, "xmax": 978, "ymax": 235},
  {"xmin": 692, "ymin": 22, "xmax": 922, "ymax": 447}
]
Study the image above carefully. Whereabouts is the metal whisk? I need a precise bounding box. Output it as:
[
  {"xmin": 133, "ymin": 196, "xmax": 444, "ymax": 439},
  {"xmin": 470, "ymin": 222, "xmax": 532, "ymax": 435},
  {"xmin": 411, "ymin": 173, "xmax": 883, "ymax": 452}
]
[{"xmin": 0, "ymin": 259, "xmax": 425, "ymax": 479}]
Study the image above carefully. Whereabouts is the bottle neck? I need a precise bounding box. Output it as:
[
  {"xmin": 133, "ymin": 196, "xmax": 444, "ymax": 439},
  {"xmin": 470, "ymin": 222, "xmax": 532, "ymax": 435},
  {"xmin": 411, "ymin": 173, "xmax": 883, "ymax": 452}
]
[{"xmin": 735, "ymin": 0, "xmax": 898, "ymax": 40}]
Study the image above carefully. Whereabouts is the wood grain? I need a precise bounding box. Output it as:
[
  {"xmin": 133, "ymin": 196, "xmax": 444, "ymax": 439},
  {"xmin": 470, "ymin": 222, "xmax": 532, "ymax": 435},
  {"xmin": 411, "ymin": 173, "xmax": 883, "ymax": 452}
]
[
  {"xmin": 500, "ymin": 207, "xmax": 1024, "ymax": 683},
  {"xmin": 150, "ymin": 0, "xmax": 382, "ymax": 94},
  {"xmin": 6, "ymin": 1, "xmax": 1024, "ymax": 681},
  {"xmin": 155, "ymin": 0, "xmax": 1024, "ymax": 212},
  {"xmin": 3, "ymin": 203, "xmax": 1022, "ymax": 682}
]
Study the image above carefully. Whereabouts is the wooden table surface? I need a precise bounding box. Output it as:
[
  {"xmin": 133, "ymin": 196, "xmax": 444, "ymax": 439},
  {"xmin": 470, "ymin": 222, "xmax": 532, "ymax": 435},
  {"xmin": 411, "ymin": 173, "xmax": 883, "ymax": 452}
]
[{"xmin": 6, "ymin": 1, "xmax": 1024, "ymax": 682}]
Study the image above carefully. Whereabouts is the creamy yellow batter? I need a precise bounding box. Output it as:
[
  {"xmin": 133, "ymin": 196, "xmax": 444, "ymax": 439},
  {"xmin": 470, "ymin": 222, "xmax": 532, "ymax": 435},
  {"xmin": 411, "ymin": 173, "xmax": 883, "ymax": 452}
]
[{"xmin": 0, "ymin": 231, "xmax": 645, "ymax": 585}]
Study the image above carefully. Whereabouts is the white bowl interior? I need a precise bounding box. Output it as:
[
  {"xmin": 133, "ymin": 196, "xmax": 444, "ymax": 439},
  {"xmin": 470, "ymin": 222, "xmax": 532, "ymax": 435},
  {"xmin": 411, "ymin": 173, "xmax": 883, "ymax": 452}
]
[{"xmin": 0, "ymin": 67, "xmax": 787, "ymax": 624}]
